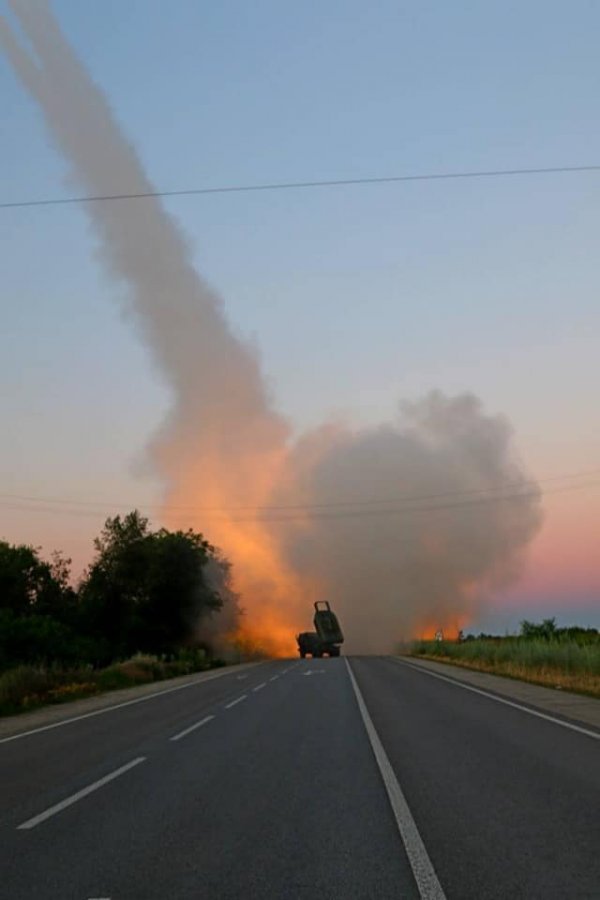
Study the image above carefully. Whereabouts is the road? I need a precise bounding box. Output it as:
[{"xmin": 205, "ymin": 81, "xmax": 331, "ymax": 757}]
[{"xmin": 1, "ymin": 657, "xmax": 599, "ymax": 899}]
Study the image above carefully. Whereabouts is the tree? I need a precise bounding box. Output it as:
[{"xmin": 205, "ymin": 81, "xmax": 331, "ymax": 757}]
[
  {"xmin": 519, "ymin": 618, "xmax": 558, "ymax": 640},
  {"xmin": 78, "ymin": 511, "xmax": 224, "ymax": 660},
  {"xmin": 0, "ymin": 541, "xmax": 76, "ymax": 621},
  {"xmin": 0, "ymin": 542, "xmax": 83, "ymax": 669}
]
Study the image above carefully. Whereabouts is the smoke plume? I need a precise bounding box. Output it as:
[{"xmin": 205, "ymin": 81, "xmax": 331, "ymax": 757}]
[
  {"xmin": 1, "ymin": 1, "xmax": 543, "ymax": 653},
  {"xmin": 269, "ymin": 393, "xmax": 542, "ymax": 651}
]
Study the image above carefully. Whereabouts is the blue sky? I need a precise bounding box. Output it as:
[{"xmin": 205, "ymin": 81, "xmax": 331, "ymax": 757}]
[{"xmin": 1, "ymin": 0, "xmax": 599, "ymax": 628}]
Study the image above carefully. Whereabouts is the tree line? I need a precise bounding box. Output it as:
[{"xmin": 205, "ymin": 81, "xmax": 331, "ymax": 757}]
[
  {"xmin": 462, "ymin": 618, "xmax": 599, "ymax": 643},
  {"xmin": 0, "ymin": 511, "xmax": 237, "ymax": 672}
]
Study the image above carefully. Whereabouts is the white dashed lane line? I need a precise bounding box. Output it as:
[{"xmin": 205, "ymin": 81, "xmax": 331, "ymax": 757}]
[
  {"xmin": 170, "ymin": 715, "xmax": 215, "ymax": 742},
  {"xmin": 269, "ymin": 675, "xmax": 279, "ymax": 682},
  {"xmin": 17, "ymin": 757, "xmax": 146, "ymax": 830},
  {"xmin": 224, "ymin": 695, "xmax": 247, "ymax": 709},
  {"xmin": 252, "ymin": 683, "xmax": 266, "ymax": 692}
]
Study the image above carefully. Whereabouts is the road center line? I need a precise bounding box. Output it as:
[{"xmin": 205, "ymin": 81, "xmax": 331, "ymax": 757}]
[
  {"xmin": 252, "ymin": 683, "xmax": 266, "ymax": 692},
  {"xmin": 17, "ymin": 757, "xmax": 146, "ymax": 830},
  {"xmin": 396, "ymin": 660, "xmax": 600, "ymax": 741},
  {"xmin": 170, "ymin": 715, "xmax": 215, "ymax": 742},
  {"xmin": 345, "ymin": 660, "xmax": 446, "ymax": 900},
  {"xmin": 225, "ymin": 695, "xmax": 247, "ymax": 709}
]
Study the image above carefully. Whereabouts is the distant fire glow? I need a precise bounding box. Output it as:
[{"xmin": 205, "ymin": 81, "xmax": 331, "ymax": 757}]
[{"xmin": 1, "ymin": 0, "xmax": 543, "ymax": 653}]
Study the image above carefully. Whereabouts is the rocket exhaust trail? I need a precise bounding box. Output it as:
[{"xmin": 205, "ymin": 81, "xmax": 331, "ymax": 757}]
[{"xmin": 1, "ymin": 1, "xmax": 543, "ymax": 652}]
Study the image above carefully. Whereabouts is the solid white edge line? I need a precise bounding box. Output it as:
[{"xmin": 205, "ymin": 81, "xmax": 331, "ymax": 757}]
[
  {"xmin": 0, "ymin": 665, "xmax": 262, "ymax": 745},
  {"xmin": 17, "ymin": 757, "xmax": 146, "ymax": 830},
  {"xmin": 395, "ymin": 660, "xmax": 600, "ymax": 742},
  {"xmin": 224, "ymin": 695, "xmax": 247, "ymax": 709},
  {"xmin": 170, "ymin": 715, "xmax": 215, "ymax": 742},
  {"xmin": 345, "ymin": 659, "xmax": 446, "ymax": 900},
  {"xmin": 252, "ymin": 683, "xmax": 266, "ymax": 692}
]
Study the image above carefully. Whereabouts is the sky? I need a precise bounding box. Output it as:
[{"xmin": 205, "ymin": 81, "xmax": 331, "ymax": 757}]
[{"xmin": 1, "ymin": 0, "xmax": 599, "ymax": 632}]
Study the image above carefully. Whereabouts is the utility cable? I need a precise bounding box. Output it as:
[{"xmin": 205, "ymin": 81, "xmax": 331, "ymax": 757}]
[
  {"xmin": 1, "ymin": 164, "xmax": 599, "ymax": 210},
  {"xmin": 1, "ymin": 477, "xmax": 598, "ymax": 523},
  {"xmin": 0, "ymin": 466, "xmax": 598, "ymax": 513}
]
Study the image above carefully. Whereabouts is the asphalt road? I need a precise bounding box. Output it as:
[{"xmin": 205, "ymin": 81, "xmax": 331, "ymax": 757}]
[{"xmin": 1, "ymin": 657, "xmax": 598, "ymax": 899}]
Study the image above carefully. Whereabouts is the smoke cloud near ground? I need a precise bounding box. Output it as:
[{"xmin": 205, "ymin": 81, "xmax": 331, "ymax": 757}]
[
  {"xmin": 269, "ymin": 393, "xmax": 543, "ymax": 651},
  {"xmin": 1, "ymin": 1, "xmax": 543, "ymax": 653}
]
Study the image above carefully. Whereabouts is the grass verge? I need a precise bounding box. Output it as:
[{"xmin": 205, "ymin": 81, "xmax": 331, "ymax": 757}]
[
  {"xmin": 0, "ymin": 650, "xmax": 226, "ymax": 717},
  {"xmin": 408, "ymin": 639, "xmax": 600, "ymax": 698}
]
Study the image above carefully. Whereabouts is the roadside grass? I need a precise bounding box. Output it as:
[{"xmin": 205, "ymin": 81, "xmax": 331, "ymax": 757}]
[
  {"xmin": 0, "ymin": 649, "xmax": 226, "ymax": 717},
  {"xmin": 408, "ymin": 639, "xmax": 600, "ymax": 698}
]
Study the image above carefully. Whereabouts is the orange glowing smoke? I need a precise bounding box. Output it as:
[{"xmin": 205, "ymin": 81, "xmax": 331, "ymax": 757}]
[
  {"xmin": 416, "ymin": 616, "xmax": 470, "ymax": 641},
  {"xmin": 0, "ymin": 5, "xmax": 544, "ymax": 662},
  {"xmin": 160, "ymin": 444, "xmax": 319, "ymax": 658}
]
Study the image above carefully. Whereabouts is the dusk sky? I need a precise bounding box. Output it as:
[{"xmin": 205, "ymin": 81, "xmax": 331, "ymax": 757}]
[{"xmin": 1, "ymin": 0, "xmax": 599, "ymax": 633}]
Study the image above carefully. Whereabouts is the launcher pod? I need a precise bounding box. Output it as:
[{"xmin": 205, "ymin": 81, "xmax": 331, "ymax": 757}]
[{"xmin": 297, "ymin": 601, "xmax": 344, "ymax": 658}]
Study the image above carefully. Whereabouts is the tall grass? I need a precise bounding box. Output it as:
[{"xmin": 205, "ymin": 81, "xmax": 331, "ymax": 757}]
[
  {"xmin": 0, "ymin": 649, "xmax": 223, "ymax": 717},
  {"xmin": 409, "ymin": 638, "xmax": 600, "ymax": 697}
]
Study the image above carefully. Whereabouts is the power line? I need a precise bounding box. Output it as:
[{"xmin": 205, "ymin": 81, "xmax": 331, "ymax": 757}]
[
  {"xmin": 0, "ymin": 466, "xmax": 597, "ymax": 513},
  {"xmin": 1, "ymin": 164, "xmax": 599, "ymax": 211},
  {"xmin": 1, "ymin": 478, "xmax": 598, "ymax": 524},
  {"xmin": 241, "ymin": 481, "xmax": 598, "ymax": 523}
]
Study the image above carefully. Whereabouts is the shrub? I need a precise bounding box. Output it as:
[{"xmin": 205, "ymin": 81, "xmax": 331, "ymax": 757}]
[{"xmin": 0, "ymin": 666, "xmax": 51, "ymax": 709}]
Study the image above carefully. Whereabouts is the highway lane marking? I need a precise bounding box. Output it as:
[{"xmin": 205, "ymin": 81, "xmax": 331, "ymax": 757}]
[
  {"xmin": 269, "ymin": 675, "xmax": 279, "ymax": 681},
  {"xmin": 346, "ymin": 660, "xmax": 447, "ymax": 900},
  {"xmin": 396, "ymin": 660, "xmax": 600, "ymax": 742},
  {"xmin": 252, "ymin": 682, "xmax": 267, "ymax": 692},
  {"xmin": 0, "ymin": 665, "xmax": 261, "ymax": 746},
  {"xmin": 16, "ymin": 757, "xmax": 146, "ymax": 830},
  {"xmin": 225, "ymin": 695, "xmax": 247, "ymax": 709},
  {"xmin": 170, "ymin": 715, "xmax": 215, "ymax": 742}
]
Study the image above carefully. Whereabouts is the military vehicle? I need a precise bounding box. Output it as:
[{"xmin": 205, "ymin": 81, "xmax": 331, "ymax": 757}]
[{"xmin": 297, "ymin": 601, "xmax": 344, "ymax": 658}]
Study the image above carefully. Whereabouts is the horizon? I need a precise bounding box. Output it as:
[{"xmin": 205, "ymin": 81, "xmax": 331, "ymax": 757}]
[{"xmin": 1, "ymin": 1, "xmax": 598, "ymax": 641}]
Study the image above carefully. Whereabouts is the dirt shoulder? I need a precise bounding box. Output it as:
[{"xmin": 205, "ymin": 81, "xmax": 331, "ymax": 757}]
[
  {"xmin": 0, "ymin": 661, "xmax": 261, "ymax": 742},
  {"xmin": 398, "ymin": 656, "xmax": 600, "ymax": 731}
]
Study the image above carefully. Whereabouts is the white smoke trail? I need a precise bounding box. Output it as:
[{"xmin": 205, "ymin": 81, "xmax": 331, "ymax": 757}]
[
  {"xmin": 0, "ymin": 0, "xmax": 287, "ymax": 481},
  {"xmin": 1, "ymin": 2, "xmax": 543, "ymax": 652}
]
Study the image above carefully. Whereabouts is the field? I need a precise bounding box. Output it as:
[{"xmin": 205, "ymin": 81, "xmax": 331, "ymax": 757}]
[{"xmin": 409, "ymin": 635, "xmax": 600, "ymax": 698}]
